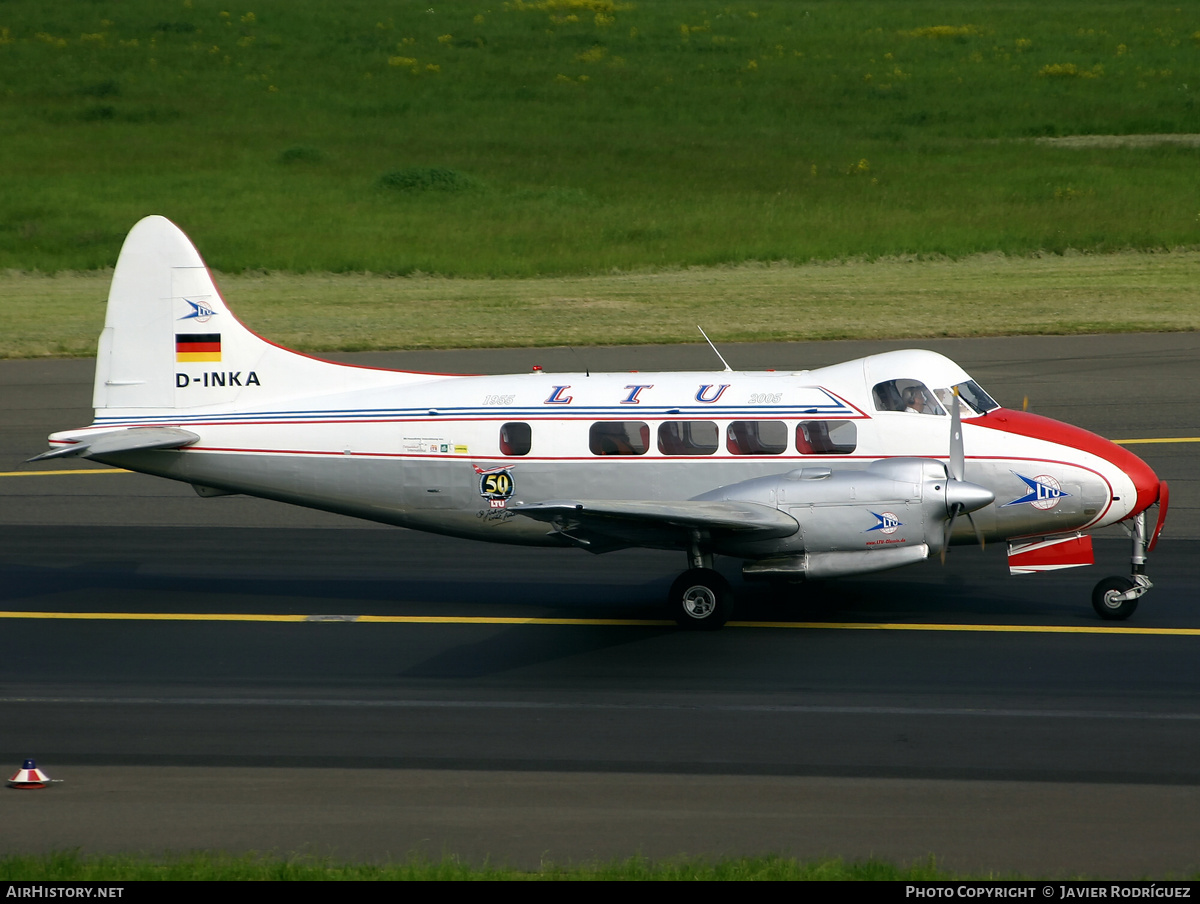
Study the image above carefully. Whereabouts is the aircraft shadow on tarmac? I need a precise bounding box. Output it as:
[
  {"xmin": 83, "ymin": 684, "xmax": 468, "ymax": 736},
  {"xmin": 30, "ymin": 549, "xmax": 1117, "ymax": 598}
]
[{"xmin": 2, "ymin": 523, "xmax": 1173, "ymax": 627}]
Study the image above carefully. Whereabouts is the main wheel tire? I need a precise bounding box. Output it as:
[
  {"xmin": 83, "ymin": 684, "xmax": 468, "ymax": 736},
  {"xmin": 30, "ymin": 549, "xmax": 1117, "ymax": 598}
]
[
  {"xmin": 1092, "ymin": 576, "xmax": 1138, "ymax": 620},
  {"xmin": 669, "ymin": 568, "xmax": 732, "ymax": 630}
]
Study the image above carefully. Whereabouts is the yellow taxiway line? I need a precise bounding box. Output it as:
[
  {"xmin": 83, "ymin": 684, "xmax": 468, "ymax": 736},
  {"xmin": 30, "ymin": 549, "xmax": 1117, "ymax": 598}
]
[
  {"xmin": 1112, "ymin": 437, "xmax": 1200, "ymax": 445},
  {"xmin": 0, "ymin": 610, "xmax": 1197, "ymax": 635},
  {"xmin": 0, "ymin": 468, "xmax": 131, "ymax": 476}
]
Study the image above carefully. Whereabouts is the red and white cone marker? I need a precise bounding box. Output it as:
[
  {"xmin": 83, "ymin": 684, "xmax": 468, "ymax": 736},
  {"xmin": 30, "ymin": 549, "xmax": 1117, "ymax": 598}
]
[{"xmin": 8, "ymin": 759, "xmax": 58, "ymax": 789}]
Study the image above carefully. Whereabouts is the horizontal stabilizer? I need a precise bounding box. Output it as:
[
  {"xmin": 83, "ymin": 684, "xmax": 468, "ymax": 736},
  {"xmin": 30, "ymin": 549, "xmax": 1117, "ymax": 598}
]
[{"xmin": 29, "ymin": 427, "xmax": 199, "ymax": 462}]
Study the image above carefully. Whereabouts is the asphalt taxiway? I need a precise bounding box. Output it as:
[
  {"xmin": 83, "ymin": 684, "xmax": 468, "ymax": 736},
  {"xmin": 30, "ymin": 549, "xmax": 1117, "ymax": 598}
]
[{"xmin": 1, "ymin": 334, "xmax": 1197, "ymax": 876}]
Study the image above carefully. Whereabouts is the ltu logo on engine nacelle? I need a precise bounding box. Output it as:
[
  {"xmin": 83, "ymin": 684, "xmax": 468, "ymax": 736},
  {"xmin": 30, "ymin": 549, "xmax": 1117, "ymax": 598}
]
[{"xmin": 867, "ymin": 511, "xmax": 902, "ymax": 534}]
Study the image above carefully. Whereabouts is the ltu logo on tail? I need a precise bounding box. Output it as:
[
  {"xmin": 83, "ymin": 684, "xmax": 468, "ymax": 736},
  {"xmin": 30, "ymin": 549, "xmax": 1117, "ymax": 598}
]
[{"xmin": 180, "ymin": 298, "xmax": 217, "ymax": 322}]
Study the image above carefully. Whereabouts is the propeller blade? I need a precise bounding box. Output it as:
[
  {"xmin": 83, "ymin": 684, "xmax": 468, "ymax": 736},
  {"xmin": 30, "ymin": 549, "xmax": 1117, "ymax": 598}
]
[
  {"xmin": 941, "ymin": 385, "xmax": 990, "ymax": 564},
  {"xmin": 940, "ymin": 503, "xmax": 961, "ymax": 565},
  {"xmin": 948, "ymin": 385, "xmax": 964, "ymax": 482},
  {"xmin": 966, "ymin": 511, "xmax": 986, "ymax": 551}
]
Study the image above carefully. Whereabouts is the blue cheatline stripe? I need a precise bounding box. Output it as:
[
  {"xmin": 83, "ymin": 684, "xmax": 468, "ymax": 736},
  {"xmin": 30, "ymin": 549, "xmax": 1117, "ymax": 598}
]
[{"xmin": 94, "ymin": 405, "xmax": 857, "ymax": 425}]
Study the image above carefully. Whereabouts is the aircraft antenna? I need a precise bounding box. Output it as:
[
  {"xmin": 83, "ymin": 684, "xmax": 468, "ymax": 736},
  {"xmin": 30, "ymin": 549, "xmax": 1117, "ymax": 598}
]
[
  {"xmin": 697, "ymin": 326, "xmax": 733, "ymax": 373},
  {"xmin": 566, "ymin": 345, "xmax": 589, "ymax": 377}
]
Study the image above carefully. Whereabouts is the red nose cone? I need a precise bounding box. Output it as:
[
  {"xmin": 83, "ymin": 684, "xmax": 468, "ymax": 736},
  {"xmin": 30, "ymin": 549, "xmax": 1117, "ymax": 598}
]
[{"xmin": 972, "ymin": 409, "xmax": 1161, "ymax": 518}]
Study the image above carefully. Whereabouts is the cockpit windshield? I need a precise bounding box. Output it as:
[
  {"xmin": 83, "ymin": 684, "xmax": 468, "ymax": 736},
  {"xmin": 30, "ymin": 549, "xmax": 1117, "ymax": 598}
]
[
  {"xmin": 874, "ymin": 378, "xmax": 999, "ymax": 416},
  {"xmin": 933, "ymin": 380, "xmax": 1000, "ymax": 416}
]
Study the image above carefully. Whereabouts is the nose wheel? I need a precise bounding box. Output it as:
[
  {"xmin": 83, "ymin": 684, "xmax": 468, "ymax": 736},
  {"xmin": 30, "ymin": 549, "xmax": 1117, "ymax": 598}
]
[
  {"xmin": 1091, "ymin": 576, "xmax": 1139, "ymax": 620},
  {"xmin": 1091, "ymin": 509, "xmax": 1158, "ymax": 621}
]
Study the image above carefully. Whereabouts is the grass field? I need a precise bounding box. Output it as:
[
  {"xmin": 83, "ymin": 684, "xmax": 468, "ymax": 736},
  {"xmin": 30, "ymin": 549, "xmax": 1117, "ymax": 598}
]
[
  {"xmin": 0, "ymin": 851, "xmax": 1054, "ymax": 880},
  {"xmin": 5, "ymin": 850, "xmax": 1196, "ymax": 880},
  {"xmin": 5, "ymin": 249, "xmax": 1198, "ymax": 357},
  {"xmin": 1, "ymin": 2, "xmax": 1197, "ymax": 354},
  {"xmin": 1, "ymin": 0, "xmax": 1199, "ymax": 278}
]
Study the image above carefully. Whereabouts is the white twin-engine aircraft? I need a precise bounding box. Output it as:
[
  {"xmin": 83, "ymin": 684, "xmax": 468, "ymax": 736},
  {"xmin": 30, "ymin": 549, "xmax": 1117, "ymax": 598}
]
[{"xmin": 36, "ymin": 217, "xmax": 1169, "ymax": 629}]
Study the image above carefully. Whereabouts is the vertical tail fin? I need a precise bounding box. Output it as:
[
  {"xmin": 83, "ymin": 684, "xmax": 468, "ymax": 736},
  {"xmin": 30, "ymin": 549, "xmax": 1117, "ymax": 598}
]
[{"xmin": 94, "ymin": 216, "xmax": 426, "ymax": 415}]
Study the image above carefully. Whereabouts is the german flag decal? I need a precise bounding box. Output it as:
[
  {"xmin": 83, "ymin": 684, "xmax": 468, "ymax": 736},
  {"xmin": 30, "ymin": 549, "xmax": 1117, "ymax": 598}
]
[{"xmin": 176, "ymin": 333, "xmax": 221, "ymax": 362}]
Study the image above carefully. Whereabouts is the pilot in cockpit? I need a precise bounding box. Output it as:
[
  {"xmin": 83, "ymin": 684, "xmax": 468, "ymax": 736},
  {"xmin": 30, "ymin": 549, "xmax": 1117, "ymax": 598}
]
[
  {"xmin": 872, "ymin": 369, "xmax": 1000, "ymax": 419},
  {"xmin": 873, "ymin": 379, "xmax": 951, "ymax": 416},
  {"xmin": 902, "ymin": 386, "xmax": 940, "ymax": 415}
]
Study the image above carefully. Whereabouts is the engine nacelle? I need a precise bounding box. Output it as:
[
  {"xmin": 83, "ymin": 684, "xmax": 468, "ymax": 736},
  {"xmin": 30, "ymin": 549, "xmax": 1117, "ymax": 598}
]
[{"xmin": 693, "ymin": 458, "xmax": 992, "ymax": 580}]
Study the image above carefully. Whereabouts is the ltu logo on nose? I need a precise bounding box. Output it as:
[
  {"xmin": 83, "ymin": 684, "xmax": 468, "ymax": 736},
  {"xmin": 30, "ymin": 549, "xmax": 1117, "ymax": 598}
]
[{"xmin": 1004, "ymin": 473, "xmax": 1069, "ymax": 510}]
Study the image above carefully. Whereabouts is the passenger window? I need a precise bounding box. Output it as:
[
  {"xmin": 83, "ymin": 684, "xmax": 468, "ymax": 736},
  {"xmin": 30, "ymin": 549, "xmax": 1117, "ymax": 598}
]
[
  {"xmin": 872, "ymin": 379, "xmax": 945, "ymax": 415},
  {"xmin": 590, "ymin": 421, "xmax": 649, "ymax": 455},
  {"xmin": 796, "ymin": 420, "xmax": 857, "ymax": 455},
  {"xmin": 658, "ymin": 421, "xmax": 718, "ymax": 455},
  {"xmin": 726, "ymin": 421, "xmax": 787, "ymax": 455},
  {"xmin": 499, "ymin": 422, "xmax": 531, "ymax": 456}
]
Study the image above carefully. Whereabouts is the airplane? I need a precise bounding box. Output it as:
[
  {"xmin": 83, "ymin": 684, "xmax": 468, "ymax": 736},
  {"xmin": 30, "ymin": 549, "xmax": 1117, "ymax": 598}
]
[{"xmin": 33, "ymin": 216, "xmax": 1169, "ymax": 629}]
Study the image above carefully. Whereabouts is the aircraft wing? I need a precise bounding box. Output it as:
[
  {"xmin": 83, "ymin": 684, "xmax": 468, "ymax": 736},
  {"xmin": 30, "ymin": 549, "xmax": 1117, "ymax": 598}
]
[
  {"xmin": 29, "ymin": 426, "xmax": 200, "ymax": 462},
  {"xmin": 510, "ymin": 499, "xmax": 798, "ymax": 553}
]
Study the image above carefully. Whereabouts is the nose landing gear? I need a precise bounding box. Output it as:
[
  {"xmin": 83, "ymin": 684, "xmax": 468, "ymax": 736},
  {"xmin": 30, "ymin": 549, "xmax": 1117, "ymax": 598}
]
[
  {"xmin": 1091, "ymin": 575, "xmax": 1146, "ymax": 620},
  {"xmin": 1091, "ymin": 510, "xmax": 1156, "ymax": 620}
]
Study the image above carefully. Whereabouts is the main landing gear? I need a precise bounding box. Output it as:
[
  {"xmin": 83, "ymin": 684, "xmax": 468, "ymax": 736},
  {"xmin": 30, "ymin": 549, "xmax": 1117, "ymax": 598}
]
[
  {"xmin": 1091, "ymin": 511, "xmax": 1154, "ymax": 621},
  {"xmin": 668, "ymin": 532, "xmax": 731, "ymax": 630},
  {"xmin": 669, "ymin": 568, "xmax": 732, "ymax": 630}
]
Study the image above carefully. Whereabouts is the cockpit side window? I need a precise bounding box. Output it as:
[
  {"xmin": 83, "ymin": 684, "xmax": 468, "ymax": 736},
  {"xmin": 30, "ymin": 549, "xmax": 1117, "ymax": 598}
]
[
  {"xmin": 872, "ymin": 379, "xmax": 946, "ymax": 415},
  {"xmin": 872, "ymin": 380, "xmax": 905, "ymax": 412}
]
